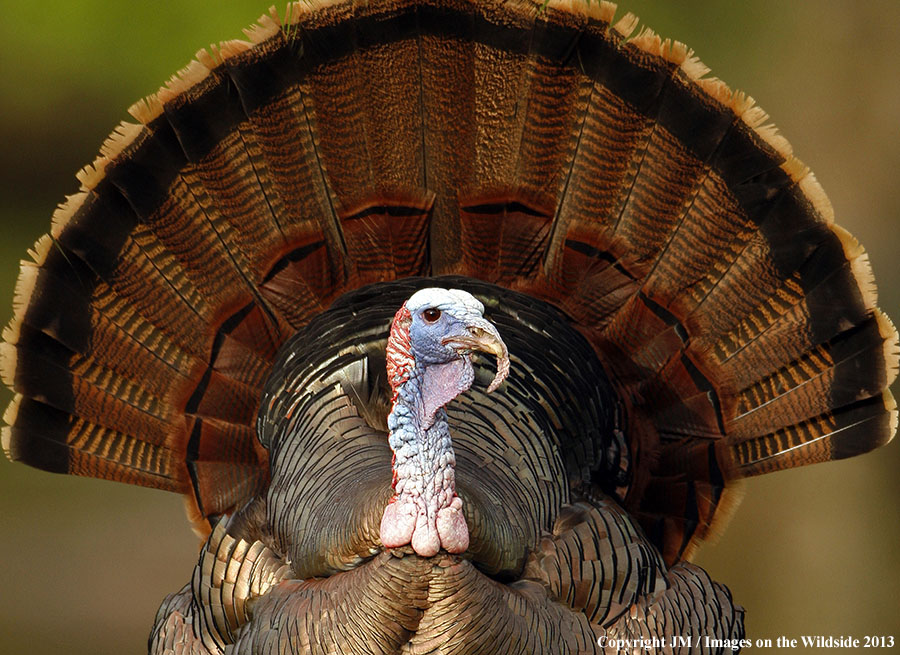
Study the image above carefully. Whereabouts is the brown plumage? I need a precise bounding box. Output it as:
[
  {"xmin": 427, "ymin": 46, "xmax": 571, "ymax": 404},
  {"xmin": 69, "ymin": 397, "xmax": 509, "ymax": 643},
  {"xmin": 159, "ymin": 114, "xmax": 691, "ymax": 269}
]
[{"xmin": 1, "ymin": 0, "xmax": 897, "ymax": 653}]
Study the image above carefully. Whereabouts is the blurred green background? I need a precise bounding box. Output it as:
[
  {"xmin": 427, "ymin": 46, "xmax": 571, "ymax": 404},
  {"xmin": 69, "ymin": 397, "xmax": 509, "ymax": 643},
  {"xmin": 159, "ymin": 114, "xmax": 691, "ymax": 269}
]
[{"xmin": 0, "ymin": 1, "xmax": 898, "ymax": 653}]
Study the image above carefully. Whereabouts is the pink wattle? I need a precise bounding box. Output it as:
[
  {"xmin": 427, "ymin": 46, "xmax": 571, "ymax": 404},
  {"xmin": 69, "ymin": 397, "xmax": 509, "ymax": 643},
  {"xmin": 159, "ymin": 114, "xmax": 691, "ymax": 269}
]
[
  {"xmin": 436, "ymin": 497, "xmax": 469, "ymax": 552},
  {"xmin": 379, "ymin": 498, "xmax": 416, "ymax": 549},
  {"xmin": 380, "ymin": 495, "xmax": 469, "ymax": 556}
]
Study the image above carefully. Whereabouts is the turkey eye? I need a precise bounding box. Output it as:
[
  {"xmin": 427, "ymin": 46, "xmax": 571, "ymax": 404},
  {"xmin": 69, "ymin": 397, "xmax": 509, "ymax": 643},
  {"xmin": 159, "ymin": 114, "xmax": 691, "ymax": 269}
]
[{"xmin": 423, "ymin": 308, "xmax": 441, "ymax": 323}]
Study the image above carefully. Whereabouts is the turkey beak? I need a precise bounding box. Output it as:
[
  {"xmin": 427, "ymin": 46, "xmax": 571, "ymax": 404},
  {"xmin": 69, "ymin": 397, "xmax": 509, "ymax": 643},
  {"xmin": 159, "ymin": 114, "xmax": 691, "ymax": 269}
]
[{"xmin": 443, "ymin": 319, "xmax": 510, "ymax": 393}]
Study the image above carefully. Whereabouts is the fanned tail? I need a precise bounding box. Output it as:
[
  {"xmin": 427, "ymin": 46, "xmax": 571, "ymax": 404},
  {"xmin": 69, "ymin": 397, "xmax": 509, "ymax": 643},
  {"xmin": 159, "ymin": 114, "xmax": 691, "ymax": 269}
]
[{"xmin": 2, "ymin": 0, "xmax": 895, "ymax": 562}]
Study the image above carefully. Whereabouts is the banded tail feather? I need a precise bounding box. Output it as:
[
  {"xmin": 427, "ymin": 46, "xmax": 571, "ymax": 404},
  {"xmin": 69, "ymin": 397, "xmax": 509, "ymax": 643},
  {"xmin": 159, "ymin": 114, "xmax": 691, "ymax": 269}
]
[{"xmin": 1, "ymin": 0, "xmax": 897, "ymax": 653}]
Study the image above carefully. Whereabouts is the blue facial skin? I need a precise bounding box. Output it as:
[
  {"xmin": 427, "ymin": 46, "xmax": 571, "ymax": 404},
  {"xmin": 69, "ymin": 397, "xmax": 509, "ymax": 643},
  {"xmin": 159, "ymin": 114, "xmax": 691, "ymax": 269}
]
[{"xmin": 408, "ymin": 308, "xmax": 471, "ymax": 366}]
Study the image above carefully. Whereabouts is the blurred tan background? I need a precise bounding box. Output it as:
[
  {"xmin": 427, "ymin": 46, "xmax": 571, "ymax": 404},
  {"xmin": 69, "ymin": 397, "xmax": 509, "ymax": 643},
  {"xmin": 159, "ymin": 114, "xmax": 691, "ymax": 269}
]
[{"xmin": 0, "ymin": 1, "xmax": 897, "ymax": 653}]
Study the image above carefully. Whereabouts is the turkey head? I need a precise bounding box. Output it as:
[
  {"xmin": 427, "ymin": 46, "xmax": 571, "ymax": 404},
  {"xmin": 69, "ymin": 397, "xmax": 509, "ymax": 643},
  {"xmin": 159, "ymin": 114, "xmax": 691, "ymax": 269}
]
[{"xmin": 381, "ymin": 288, "xmax": 509, "ymax": 556}]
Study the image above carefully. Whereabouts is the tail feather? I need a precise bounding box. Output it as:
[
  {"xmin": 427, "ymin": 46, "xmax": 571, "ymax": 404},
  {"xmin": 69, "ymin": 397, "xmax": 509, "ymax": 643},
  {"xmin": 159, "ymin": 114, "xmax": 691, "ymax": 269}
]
[
  {"xmin": 228, "ymin": 18, "xmax": 352, "ymax": 294},
  {"xmin": 514, "ymin": 1, "xmax": 594, "ymax": 209},
  {"xmin": 545, "ymin": 66, "xmax": 657, "ymax": 278},
  {"xmin": 7, "ymin": 258, "xmax": 199, "ymax": 387},
  {"xmin": 468, "ymin": 1, "xmax": 537, "ymax": 197},
  {"xmin": 1, "ymin": 338, "xmax": 171, "ymax": 431},
  {"xmin": 704, "ymin": 231, "xmax": 879, "ymax": 387},
  {"xmin": 340, "ymin": 191, "xmax": 433, "ymax": 284},
  {"xmin": 340, "ymin": 0, "xmax": 427, "ymax": 195},
  {"xmin": 228, "ymin": 61, "xmax": 347, "ymax": 268},
  {"xmin": 292, "ymin": 0, "xmax": 377, "ymax": 211},
  {"xmin": 458, "ymin": 193, "xmax": 552, "ymax": 285},
  {"xmin": 3, "ymin": 394, "xmax": 186, "ymax": 489},
  {"xmin": 51, "ymin": 198, "xmax": 214, "ymax": 356},
  {"xmin": 727, "ymin": 391, "xmax": 896, "ymax": 476},
  {"xmin": 727, "ymin": 314, "xmax": 897, "ymax": 439},
  {"xmin": 418, "ymin": 0, "xmax": 477, "ymax": 272}
]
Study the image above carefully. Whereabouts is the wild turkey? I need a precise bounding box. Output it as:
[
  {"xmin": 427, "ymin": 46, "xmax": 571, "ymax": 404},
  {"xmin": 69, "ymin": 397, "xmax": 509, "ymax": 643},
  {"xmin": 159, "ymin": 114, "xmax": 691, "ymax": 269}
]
[{"xmin": 6, "ymin": 0, "xmax": 895, "ymax": 652}]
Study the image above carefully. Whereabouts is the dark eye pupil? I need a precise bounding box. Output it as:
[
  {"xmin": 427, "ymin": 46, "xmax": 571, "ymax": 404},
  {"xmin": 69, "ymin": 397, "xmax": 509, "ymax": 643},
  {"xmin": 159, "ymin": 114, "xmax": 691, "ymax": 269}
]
[{"xmin": 423, "ymin": 308, "xmax": 441, "ymax": 322}]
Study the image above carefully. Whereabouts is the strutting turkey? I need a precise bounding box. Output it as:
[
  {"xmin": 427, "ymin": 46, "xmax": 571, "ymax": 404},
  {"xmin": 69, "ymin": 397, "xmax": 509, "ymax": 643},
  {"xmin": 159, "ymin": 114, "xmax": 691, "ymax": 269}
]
[{"xmin": 1, "ymin": 0, "xmax": 897, "ymax": 652}]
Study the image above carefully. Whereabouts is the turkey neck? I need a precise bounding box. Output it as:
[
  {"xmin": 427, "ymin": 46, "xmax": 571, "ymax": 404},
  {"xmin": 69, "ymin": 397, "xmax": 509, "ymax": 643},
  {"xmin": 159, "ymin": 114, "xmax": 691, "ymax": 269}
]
[
  {"xmin": 390, "ymin": 360, "xmax": 459, "ymax": 504},
  {"xmin": 380, "ymin": 357, "xmax": 470, "ymax": 557}
]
